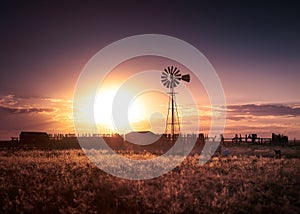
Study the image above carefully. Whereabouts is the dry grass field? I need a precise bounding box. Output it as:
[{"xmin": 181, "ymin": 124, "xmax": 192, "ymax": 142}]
[{"xmin": 0, "ymin": 144, "xmax": 299, "ymax": 213}]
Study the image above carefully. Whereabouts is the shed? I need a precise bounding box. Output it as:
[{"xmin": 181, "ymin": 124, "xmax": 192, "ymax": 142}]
[{"xmin": 19, "ymin": 132, "xmax": 49, "ymax": 144}]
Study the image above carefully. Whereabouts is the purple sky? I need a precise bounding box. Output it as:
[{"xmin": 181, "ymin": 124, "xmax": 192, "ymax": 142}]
[{"xmin": 0, "ymin": 0, "xmax": 299, "ymax": 139}]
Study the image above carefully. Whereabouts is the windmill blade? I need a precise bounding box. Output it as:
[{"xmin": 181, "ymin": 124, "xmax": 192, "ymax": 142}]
[
  {"xmin": 162, "ymin": 80, "xmax": 168, "ymax": 87},
  {"xmin": 174, "ymin": 78, "xmax": 180, "ymax": 84},
  {"xmin": 166, "ymin": 81, "xmax": 170, "ymax": 88},
  {"xmin": 173, "ymin": 81, "xmax": 179, "ymax": 88},
  {"xmin": 162, "ymin": 81, "xmax": 168, "ymax": 87},
  {"xmin": 174, "ymin": 78, "xmax": 181, "ymax": 83},
  {"xmin": 161, "ymin": 72, "xmax": 168, "ymax": 81},
  {"xmin": 174, "ymin": 79, "xmax": 180, "ymax": 86},
  {"xmin": 161, "ymin": 71, "xmax": 168, "ymax": 76},
  {"xmin": 161, "ymin": 78, "xmax": 168, "ymax": 83},
  {"xmin": 174, "ymin": 74, "xmax": 181, "ymax": 79},
  {"xmin": 162, "ymin": 71, "xmax": 168, "ymax": 77},
  {"xmin": 173, "ymin": 67, "xmax": 178, "ymax": 74},
  {"xmin": 167, "ymin": 66, "xmax": 171, "ymax": 74},
  {"xmin": 174, "ymin": 69, "xmax": 180, "ymax": 76},
  {"xmin": 161, "ymin": 76, "xmax": 167, "ymax": 81},
  {"xmin": 171, "ymin": 66, "xmax": 174, "ymax": 74},
  {"xmin": 174, "ymin": 73, "xmax": 181, "ymax": 79},
  {"xmin": 170, "ymin": 82, "xmax": 174, "ymax": 88},
  {"xmin": 172, "ymin": 81, "xmax": 177, "ymax": 88},
  {"xmin": 161, "ymin": 79, "xmax": 168, "ymax": 85},
  {"xmin": 161, "ymin": 73, "xmax": 168, "ymax": 79},
  {"xmin": 160, "ymin": 73, "xmax": 168, "ymax": 78}
]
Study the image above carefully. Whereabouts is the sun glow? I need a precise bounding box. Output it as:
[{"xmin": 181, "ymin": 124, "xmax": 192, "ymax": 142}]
[{"xmin": 94, "ymin": 87, "xmax": 150, "ymax": 133}]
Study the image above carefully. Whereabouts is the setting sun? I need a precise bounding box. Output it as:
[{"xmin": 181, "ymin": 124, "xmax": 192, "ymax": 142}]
[{"xmin": 94, "ymin": 85, "xmax": 168, "ymax": 134}]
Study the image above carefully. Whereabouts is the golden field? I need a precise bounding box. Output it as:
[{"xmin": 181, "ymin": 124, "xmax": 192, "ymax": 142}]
[{"xmin": 0, "ymin": 145, "xmax": 299, "ymax": 213}]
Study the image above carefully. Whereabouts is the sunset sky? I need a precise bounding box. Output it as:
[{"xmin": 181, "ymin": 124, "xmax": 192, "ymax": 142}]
[{"xmin": 0, "ymin": 1, "xmax": 299, "ymax": 140}]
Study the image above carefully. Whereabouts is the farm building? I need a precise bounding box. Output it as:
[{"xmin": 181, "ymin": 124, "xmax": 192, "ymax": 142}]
[{"xmin": 19, "ymin": 132, "xmax": 49, "ymax": 144}]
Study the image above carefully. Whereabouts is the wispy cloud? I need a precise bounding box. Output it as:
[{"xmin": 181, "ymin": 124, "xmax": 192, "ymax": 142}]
[
  {"xmin": 0, "ymin": 94, "xmax": 18, "ymax": 106},
  {"xmin": 0, "ymin": 106, "xmax": 54, "ymax": 114},
  {"xmin": 227, "ymin": 104, "xmax": 300, "ymax": 117}
]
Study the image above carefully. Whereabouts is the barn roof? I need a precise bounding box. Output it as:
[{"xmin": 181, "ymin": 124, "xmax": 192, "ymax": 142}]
[{"xmin": 20, "ymin": 131, "xmax": 48, "ymax": 135}]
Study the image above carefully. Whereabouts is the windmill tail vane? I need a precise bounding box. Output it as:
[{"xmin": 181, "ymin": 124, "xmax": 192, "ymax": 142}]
[{"xmin": 181, "ymin": 74, "xmax": 190, "ymax": 82}]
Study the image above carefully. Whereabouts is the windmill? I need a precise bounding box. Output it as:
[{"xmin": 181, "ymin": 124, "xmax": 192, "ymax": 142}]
[{"xmin": 161, "ymin": 66, "xmax": 190, "ymax": 141}]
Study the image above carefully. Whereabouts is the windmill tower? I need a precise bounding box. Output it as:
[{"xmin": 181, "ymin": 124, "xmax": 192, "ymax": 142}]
[{"xmin": 161, "ymin": 66, "xmax": 190, "ymax": 141}]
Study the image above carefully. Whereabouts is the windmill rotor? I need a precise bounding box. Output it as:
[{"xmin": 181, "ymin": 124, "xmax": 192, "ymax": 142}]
[{"xmin": 161, "ymin": 66, "xmax": 190, "ymax": 88}]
